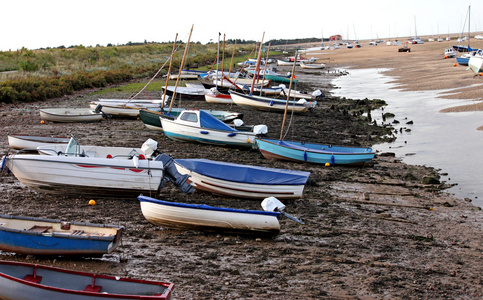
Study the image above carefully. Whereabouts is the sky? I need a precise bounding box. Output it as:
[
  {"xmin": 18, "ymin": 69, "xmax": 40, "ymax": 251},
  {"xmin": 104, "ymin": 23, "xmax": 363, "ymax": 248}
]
[{"xmin": 2, "ymin": 0, "xmax": 482, "ymax": 51}]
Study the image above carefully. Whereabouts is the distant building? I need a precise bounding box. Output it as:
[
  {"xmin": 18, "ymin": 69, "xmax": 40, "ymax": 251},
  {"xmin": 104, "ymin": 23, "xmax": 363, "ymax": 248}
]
[{"xmin": 329, "ymin": 35, "xmax": 342, "ymax": 41}]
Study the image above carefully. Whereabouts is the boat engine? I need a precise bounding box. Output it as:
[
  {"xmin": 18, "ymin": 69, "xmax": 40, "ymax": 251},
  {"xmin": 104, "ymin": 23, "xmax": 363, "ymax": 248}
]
[{"xmin": 155, "ymin": 154, "xmax": 194, "ymax": 194}]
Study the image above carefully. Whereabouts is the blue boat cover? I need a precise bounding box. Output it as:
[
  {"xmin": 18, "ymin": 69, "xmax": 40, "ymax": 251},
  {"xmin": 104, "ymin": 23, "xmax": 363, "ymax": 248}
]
[
  {"xmin": 174, "ymin": 158, "xmax": 310, "ymax": 185},
  {"xmin": 199, "ymin": 111, "xmax": 236, "ymax": 132}
]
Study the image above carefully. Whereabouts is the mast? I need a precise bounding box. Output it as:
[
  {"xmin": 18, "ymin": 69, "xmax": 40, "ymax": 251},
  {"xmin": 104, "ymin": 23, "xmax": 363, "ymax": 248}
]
[
  {"xmin": 250, "ymin": 32, "xmax": 265, "ymax": 95},
  {"xmin": 162, "ymin": 34, "xmax": 178, "ymax": 108},
  {"xmin": 168, "ymin": 24, "xmax": 194, "ymax": 113},
  {"xmin": 228, "ymin": 39, "xmax": 237, "ymax": 80},
  {"xmin": 279, "ymin": 51, "xmax": 298, "ymax": 141},
  {"xmin": 259, "ymin": 43, "xmax": 271, "ymax": 96},
  {"xmin": 215, "ymin": 32, "xmax": 221, "ymax": 88},
  {"xmin": 221, "ymin": 33, "xmax": 226, "ymax": 85}
]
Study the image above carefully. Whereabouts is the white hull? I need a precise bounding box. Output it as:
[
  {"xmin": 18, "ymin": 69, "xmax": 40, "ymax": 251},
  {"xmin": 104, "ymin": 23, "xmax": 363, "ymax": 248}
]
[
  {"xmin": 160, "ymin": 117, "xmax": 258, "ymax": 148},
  {"xmin": 90, "ymin": 99, "xmax": 165, "ymax": 117},
  {"xmin": 39, "ymin": 108, "xmax": 103, "ymax": 123},
  {"xmin": 300, "ymin": 62, "xmax": 326, "ymax": 69},
  {"xmin": 204, "ymin": 93, "xmax": 233, "ymax": 104},
  {"xmin": 4, "ymin": 154, "xmax": 164, "ymax": 197},
  {"xmin": 469, "ymin": 56, "xmax": 483, "ymax": 74},
  {"xmin": 230, "ymin": 91, "xmax": 316, "ymax": 113},
  {"xmin": 139, "ymin": 199, "xmax": 280, "ymax": 233},
  {"xmin": 175, "ymin": 164, "xmax": 305, "ymax": 199},
  {"xmin": 7, "ymin": 135, "xmax": 70, "ymax": 150}
]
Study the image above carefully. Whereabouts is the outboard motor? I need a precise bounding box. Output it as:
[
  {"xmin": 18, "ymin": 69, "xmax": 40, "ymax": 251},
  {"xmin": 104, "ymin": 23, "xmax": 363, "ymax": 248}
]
[{"xmin": 155, "ymin": 154, "xmax": 194, "ymax": 194}]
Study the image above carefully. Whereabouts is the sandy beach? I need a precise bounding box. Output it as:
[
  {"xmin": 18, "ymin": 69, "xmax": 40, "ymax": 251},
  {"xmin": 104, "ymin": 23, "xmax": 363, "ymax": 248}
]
[{"xmin": 2, "ymin": 39, "xmax": 483, "ymax": 299}]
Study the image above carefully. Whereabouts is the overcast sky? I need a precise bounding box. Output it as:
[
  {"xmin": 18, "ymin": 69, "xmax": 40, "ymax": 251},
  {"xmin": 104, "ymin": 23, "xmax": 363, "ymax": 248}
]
[{"xmin": 2, "ymin": 0, "xmax": 481, "ymax": 51}]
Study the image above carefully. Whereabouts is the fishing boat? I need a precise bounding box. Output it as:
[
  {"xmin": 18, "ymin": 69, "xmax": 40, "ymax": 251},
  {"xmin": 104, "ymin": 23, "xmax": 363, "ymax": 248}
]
[
  {"xmin": 1, "ymin": 137, "xmax": 193, "ymax": 197},
  {"xmin": 88, "ymin": 99, "xmax": 166, "ymax": 117},
  {"xmin": 138, "ymin": 195, "xmax": 281, "ymax": 235},
  {"xmin": 229, "ymin": 91, "xmax": 317, "ymax": 113},
  {"xmin": 256, "ymin": 139, "xmax": 376, "ymax": 165},
  {"xmin": 0, "ymin": 214, "xmax": 123, "ymax": 256},
  {"xmin": 7, "ymin": 134, "xmax": 70, "ymax": 150},
  {"xmin": 159, "ymin": 110, "xmax": 267, "ymax": 148},
  {"xmin": 139, "ymin": 108, "xmax": 243, "ymax": 131},
  {"xmin": 174, "ymin": 158, "xmax": 310, "ymax": 199},
  {"xmin": 0, "ymin": 260, "xmax": 174, "ymax": 299},
  {"xmin": 39, "ymin": 107, "xmax": 104, "ymax": 123}
]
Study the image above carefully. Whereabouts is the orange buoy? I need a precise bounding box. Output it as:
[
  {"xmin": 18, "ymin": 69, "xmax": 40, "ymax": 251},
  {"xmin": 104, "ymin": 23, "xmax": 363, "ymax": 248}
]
[
  {"xmin": 40, "ymin": 120, "xmax": 45, "ymax": 124},
  {"xmin": 454, "ymin": 63, "xmax": 457, "ymax": 67},
  {"xmin": 325, "ymin": 162, "xmax": 330, "ymax": 167},
  {"xmin": 88, "ymin": 200, "xmax": 96, "ymax": 206}
]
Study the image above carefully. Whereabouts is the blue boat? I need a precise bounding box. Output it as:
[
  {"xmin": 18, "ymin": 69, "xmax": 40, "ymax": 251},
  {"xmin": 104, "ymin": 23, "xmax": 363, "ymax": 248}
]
[
  {"xmin": 0, "ymin": 215, "xmax": 123, "ymax": 256},
  {"xmin": 174, "ymin": 158, "xmax": 310, "ymax": 199},
  {"xmin": 256, "ymin": 138, "xmax": 375, "ymax": 165}
]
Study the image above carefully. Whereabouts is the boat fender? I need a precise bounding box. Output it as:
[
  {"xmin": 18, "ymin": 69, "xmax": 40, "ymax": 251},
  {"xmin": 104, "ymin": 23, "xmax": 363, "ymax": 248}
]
[
  {"xmin": 0, "ymin": 155, "xmax": 8, "ymax": 173},
  {"xmin": 303, "ymin": 151, "xmax": 307, "ymax": 161},
  {"xmin": 227, "ymin": 132, "xmax": 237, "ymax": 137},
  {"xmin": 155, "ymin": 154, "xmax": 194, "ymax": 194},
  {"xmin": 269, "ymin": 100, "xmax": 274, "ymax": 106},
  {"xmin": 331, "ymin": 155, "xmax": 335, "ymax": 165},
  {"xmin": 253, "ymin": 125, "xmax": 268, "ymax": 135},
  {"xmin": 200, "ymin": 131, "xmax": 209, "ymax": 135}
]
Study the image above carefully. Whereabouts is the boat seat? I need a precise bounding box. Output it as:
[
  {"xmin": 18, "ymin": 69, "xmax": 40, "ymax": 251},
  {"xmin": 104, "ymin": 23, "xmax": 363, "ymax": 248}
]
[
  {"xmin": 83, "ymin": 285, "xmax": 102, "ymax": 292},
  {"xmin": 23, "ymin": 274, "xmax": 42, "ymax": 283},
  {"xmin": 28, "ymin": 225, "xmax": 52, "ymax": 233}
]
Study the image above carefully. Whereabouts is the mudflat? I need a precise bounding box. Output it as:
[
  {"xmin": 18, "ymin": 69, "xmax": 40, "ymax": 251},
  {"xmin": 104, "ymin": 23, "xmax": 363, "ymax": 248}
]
[{"xmin": 1, "ymin": 40, "xmax": 483, "ymax": 299}]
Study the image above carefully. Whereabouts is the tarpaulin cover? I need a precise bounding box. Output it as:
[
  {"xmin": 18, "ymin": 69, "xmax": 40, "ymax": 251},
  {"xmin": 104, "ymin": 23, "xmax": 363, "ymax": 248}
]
[
  {"xmin": 199, "ymin": 111, "xmax": 236, "ymax": 132},
  {"xmin": 175, "ymin": 158, "xmax": 310, "ymax": 185}
]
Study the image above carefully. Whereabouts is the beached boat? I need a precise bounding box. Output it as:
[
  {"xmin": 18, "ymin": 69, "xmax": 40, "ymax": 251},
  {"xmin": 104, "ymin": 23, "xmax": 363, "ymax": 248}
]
[
  {"xmin": 7, "ymin": 134, "xmax": 70, "ymax": 150},
  {"xmin": 247, "ymin": 68, "xmax": 297, "ymax": 84},
  {"xmin": 204, "ymin": 88, "xmax": 233, "ymax": 104},
  {"xmin": 174, "ymin": 158, "xmax": 310, "ymax": 199},
  {"xmin": 161, "ymin": 86, "xmax": 207, "ymax": 101},
  {"xmin": 300, "ymin": 61, "xmax": 326, "ymax": 69},
  {"xmin": 159, "ymin": 110, "xmax": 267, "ymax": 148},
  {"xmin": 256, "ymin": 138, "xmax": 376, "ymax": 165},
  {"xmin": 139, "ymin": 108, "xmax": 243, "ymax": 131},
  {"xmin": 0, "ymin": 214, "xmax": 123, "ymax": 256},
  {"xmin": 229, "ymin": 91, "xmax": 317, "ymax": 113},
  {"xmin": 0, "ymin": 260, "xmax": 174, "ymax": 299},
  {"xmin": 277, "ymin": 59, "xmax": 299, "ymax": 66},
  {"xmin": 468, "ymin": 54, "xmax": 483, "ymax": 74},
  {"xmin": 444, "ymin": 48, "xmax": 456, "ymax": 58},
  {"xmin": 278, "ymin": 85, "xmax": 323, "ymax": 100},
  {"xmin": 138, "ymin": 195, "xmax": 281, "ymax": 235},
  {"xmin": 2, "ymin": 137, "xmax": 193, "ymax": 197},
  {"xmin": 88, "ymin": 99, "xmax": 166, "ymax": 117},
  {"xmin": 39, "ymin": 107, "xmax": 104, "ymax": 123}
]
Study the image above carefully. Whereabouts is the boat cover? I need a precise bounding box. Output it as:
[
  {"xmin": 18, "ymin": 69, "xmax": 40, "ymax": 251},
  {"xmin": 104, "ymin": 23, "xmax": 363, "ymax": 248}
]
[
  {"xmin": 174, "ymin": 158, "xmax": 310, "ymax": 185},
  {"xmin": 199, "ymin": 111, "xmax": 236, "ymax": 132}
]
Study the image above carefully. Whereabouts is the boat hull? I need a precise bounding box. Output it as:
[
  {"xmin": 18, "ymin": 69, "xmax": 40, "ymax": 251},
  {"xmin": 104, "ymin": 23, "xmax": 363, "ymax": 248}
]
[
  {"xmin": 204, "ymin": 93, "xmax": 233, "ymax": 104},
  {"xmin": 138, "ymin": 195, "xmax": 280, "ymax": 235},
  {"xmin": 160, "ymin": 118, "xmax": 258, "ymax": 148},
  {"xmin": 468, "ymin": 56, "xmax": 483, "ymax": 74},
  {"xmin": 7, "ymin": 135, "xmax": 70, "ymax": 150},
  {"xmin": 256, "ymin": 139, "xmax": 375, "ymax": 165},
  {"xmin": 39, "ymin": 108, "xmax": 103, "ymax": 123},
  {"xmin": 174, "ymin": 159, "xmax": 309, "ymax": 199},
  {"xmin": 0, "ymin": 215, "xmax": 123, "ymax": 256},
  {"xmin": 4, "ymin": 154, "xmax": 165, "ymax": 197},
  {"xmin": 230, "ymin": 91, "xmax": 316, "ymax": 113},
  {"xmin": 0, "ymin": 260, "xmax": 173, "ymax": 300}
]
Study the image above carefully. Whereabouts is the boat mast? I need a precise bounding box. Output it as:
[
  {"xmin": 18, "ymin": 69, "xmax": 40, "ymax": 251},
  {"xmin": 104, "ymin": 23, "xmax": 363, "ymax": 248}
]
[
  {"xmin": 250, "ymin": 32, "xmax": 265, "ymax": 95},
  {"xmin": 228, "ymin": 39, "xmax": 237, "ymax": 80},
  {"xmin": 259, "ymin": 43, "xmax": 271, "ymax": 96},
  {"xmin": 162, "ymin": 34, "xmax": 178, "ymax": 108},
  {"xmin": 215, "ymin": 32, "xmax": 220, "ymax": 88},
  {"xmin": 221, "ymin": 33, "xmax": 226, "ymax": 87},
  {"xmin": 279, "ymin": 50, "xmax": 298, "ymax": 140},
  {"xmin": 169, "ymin": 24, "xmax": 194, "ymax": 113}
]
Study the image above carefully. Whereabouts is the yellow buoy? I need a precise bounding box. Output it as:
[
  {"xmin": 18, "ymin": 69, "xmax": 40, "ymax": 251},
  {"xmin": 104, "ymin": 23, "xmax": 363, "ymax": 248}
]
[
  {"xmin": 325, "ymin": 162, "xmax": 330, "ymax": 167},
  {"xmin": 88, "ymin": 200, "xmax": 96, "ymax": 206}
]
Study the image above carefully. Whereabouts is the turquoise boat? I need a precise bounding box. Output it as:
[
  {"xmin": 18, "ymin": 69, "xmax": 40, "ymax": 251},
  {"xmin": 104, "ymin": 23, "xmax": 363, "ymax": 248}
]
[{"xmin": 256, "ymin": 138, "xmax": 375, "ymax": 165}]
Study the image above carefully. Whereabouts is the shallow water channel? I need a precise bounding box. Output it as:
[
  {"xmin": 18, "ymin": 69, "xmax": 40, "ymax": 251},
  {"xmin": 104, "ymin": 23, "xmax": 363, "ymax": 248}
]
[{"xmin": 332, "ymin": 68, "xmax": 483, "ymax": 207}]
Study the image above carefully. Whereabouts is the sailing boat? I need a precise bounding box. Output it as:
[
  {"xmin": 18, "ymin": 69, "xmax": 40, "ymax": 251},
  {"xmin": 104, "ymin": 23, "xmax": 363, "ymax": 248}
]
[
  {"xmin": 453, "ymin": 5, "xmax": 475, "ymax": 53},
  {"xmin": 255, "ymin": 52, "xmax": 375, "ymax": 166}
]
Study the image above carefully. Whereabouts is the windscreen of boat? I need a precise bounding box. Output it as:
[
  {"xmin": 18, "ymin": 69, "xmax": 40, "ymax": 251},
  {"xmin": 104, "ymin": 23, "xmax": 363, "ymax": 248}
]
[
  {"xmin": 199, "ymin": 111, "xmax": 236, "ymax": 132},
  {"xmin": 65, "ymin": 136, "xmax": 80, "ymax": 156},
  {"xmin": 175, "ymin": 158, "xmax": 310, "ymax": 185}
]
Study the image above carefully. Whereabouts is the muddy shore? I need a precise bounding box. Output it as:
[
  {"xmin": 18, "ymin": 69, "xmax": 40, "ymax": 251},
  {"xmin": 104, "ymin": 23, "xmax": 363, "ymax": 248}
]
[{"xmin": 2, "ymin": 49, "xmax": 483, "ymax": 299}]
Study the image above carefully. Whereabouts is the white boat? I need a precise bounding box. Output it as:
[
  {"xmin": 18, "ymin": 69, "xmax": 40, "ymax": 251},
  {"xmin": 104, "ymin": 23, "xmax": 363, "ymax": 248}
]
[
  {"xmin": 160, "ymin": 110, "xmax": 267, "ymax": 148},
  {"xmin": 2, "ymin": 137, "xmax": 193, "ymax": 197},
  {"xmin": 0, "ymin": 260, "xmax": 174, "ymax": 299},
  {"xmin": 88, "ymin": 99, "xmax": 166, "ymax": 117},
  {"xmin": 278, "ymin": 84, "xmax": 322, "ymax": 100},
  {"xmin": 444, "ymin": 48, "xmax": 456, "ymax": 58},
  {"xmin": 229, "ymin": 91, "xmax": 317, "ymax": 113},
  {"xmin": 300, "ymin": 61, "xmax": 326, "ymax": 69},
  {"xmin": 7, "ymin": 134, "xmax": 70, "ymax": 150},
  {"xmin": 468, "ymin": 49, "xmax": 483, "ymax": 74},
  {"xmin": 174, "ymin": 158, "xmax": 310, "ymax": 199},
  {"xmin": 39, "ymin": 107, "xmax": 103, "ymax": 123},
  {"xmin": 162, "ymin": 86, "xmax": 207, "ymax": 100},
  {"xmin": 138, "ymin": 195, "xmax": 281, "ymax": 235}
]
